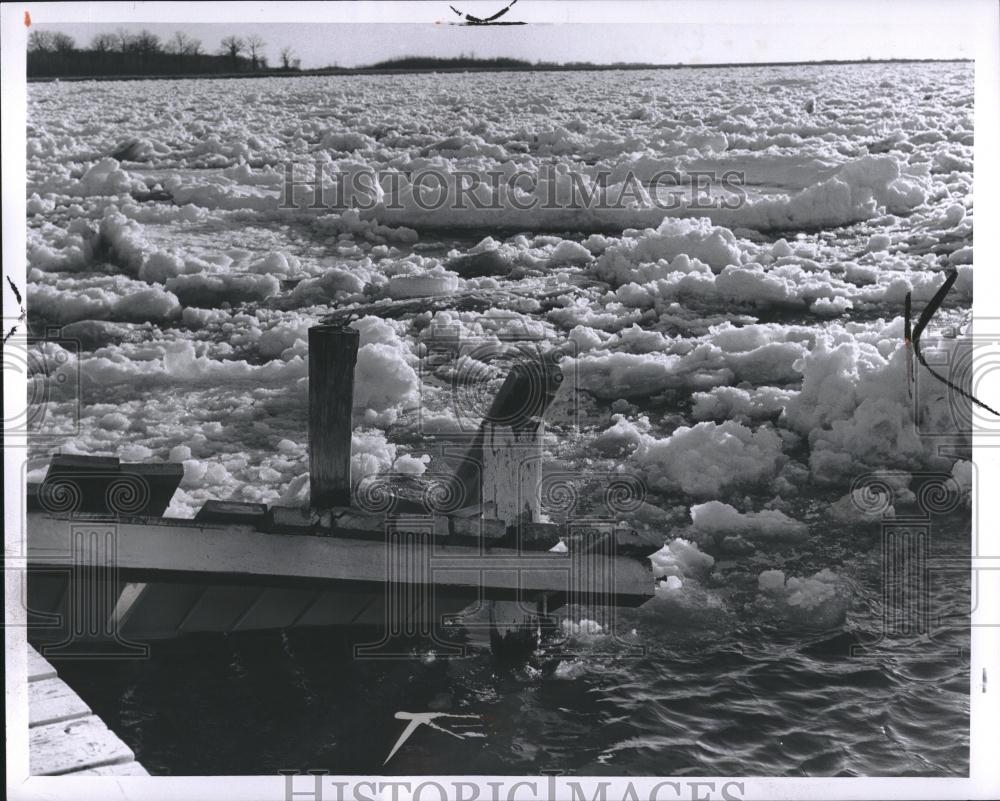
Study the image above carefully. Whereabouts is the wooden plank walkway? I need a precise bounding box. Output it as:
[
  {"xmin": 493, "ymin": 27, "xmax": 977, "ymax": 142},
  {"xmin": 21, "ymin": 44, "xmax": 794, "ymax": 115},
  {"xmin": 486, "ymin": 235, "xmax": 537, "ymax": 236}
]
[{"xmin": 28, "ymin": 645, "xmax": 148, "ymax": 776}]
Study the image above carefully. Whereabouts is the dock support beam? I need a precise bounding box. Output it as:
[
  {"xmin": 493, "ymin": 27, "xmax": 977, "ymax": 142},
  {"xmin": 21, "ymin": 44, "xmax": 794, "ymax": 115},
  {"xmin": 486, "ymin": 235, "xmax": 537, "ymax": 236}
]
[{"xmin": 309, "ymin": 325, "xmax": 360, "ymax": 508}]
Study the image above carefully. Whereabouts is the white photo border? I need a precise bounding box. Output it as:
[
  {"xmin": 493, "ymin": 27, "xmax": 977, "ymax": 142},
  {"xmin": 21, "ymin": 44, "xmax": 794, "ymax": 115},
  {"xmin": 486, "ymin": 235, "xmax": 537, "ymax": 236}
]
[{"xmin": 3, "ymin": 2, "xmax": 998, "ymax": 799}]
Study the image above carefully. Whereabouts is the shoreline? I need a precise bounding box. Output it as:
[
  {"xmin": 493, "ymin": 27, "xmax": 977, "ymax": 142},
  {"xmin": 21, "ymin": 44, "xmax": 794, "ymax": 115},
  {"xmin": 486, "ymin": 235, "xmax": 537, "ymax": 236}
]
[{"xmin": 27, "ymin": 56, "xmax": 972, "ymax": 83}]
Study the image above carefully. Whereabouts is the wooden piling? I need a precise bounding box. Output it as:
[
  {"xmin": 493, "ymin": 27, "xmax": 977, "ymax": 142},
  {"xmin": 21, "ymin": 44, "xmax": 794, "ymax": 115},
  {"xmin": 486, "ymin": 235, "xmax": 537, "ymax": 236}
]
[
  {"xmin": 454, "ymin": 352, "xmax": 563, "ymax": 526},
  {"xmin": 309, "ymin": 325, "xmax": 360, "ymax": 509}
]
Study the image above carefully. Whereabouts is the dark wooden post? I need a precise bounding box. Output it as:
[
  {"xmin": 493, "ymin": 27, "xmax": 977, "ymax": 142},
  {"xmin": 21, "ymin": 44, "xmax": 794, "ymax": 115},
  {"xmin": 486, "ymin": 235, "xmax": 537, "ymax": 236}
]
[{"xmin": 309, "ymin": 325, "xmax": 360, "ymax": 508}]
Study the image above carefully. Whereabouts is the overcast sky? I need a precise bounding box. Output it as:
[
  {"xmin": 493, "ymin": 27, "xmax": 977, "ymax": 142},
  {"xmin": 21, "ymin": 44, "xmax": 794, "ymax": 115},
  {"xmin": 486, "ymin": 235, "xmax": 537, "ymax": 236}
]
[{"xmin": 32, "ymin": 4, "xmax": 975, "ymax": 70}]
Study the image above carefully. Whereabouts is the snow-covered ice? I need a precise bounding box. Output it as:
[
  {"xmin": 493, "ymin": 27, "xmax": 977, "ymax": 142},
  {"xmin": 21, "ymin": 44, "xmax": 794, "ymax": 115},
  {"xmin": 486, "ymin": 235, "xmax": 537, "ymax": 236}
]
[{"xmin": 26, "ymin": 62, "xmax": 973, "ymax": 624}]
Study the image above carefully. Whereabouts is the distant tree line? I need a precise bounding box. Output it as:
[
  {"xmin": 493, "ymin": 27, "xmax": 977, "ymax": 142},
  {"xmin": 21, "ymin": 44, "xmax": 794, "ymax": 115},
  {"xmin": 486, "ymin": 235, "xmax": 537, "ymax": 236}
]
[
  {"xmin": 367, "ymin": 55, "xmax": 535, "ymax": 70},
  {"xmin": 364, "ymin": 55, "xmax": 667, "ymax": 72},
  {"xmin": 27, "ymin": 29, "xmax": 301, "ymax": 78},
  {"xmin": 28, "ymin": 38, "xmax": 965, "ymax": 82}
]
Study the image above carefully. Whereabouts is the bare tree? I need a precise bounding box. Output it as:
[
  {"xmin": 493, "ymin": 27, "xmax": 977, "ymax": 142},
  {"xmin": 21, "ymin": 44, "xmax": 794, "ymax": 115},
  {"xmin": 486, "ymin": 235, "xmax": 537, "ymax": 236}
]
[
  {"xmin": 133, "ymin": 30, "xmax": 161, "ymax": 59},
  {"xmin": 50, "ymin": 32, "xmax": 77, "ymax": 53},
  {"xmin": 219, "ymin": 34, "xmax": 245, "ymax": 68},
  {"xmin": 114, "ymin": 27, "xmax": 134, "ymax": 53},
  {"xmin": 165, "ymin": 31, "xmax": 184, "ymax": 54},
  {"xmin": 279, "ymin": 46, "xmax": 296, "ymax": 70},
  {"xmin": 28, "ymin": 30, "xmax": 56, "ymax": 52},
  {"xmin": 90, "ymin": 32, "xmax": 118, "ymax": 53},
  {"xmin": 166, "ymin": 31, "xmax": 201, "ymax": 56},
  {"xmin": 245, "ymin": 34, "xmax": 266, "ymax": 70}
]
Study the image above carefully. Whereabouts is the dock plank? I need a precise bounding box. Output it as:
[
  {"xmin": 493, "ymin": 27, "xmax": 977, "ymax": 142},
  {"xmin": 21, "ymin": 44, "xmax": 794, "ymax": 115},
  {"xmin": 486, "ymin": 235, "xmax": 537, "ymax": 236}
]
[
  {"xmin": 27, "ymin": 644, "xmax": 147, "ymax": 776},
  {"xmin": 30, "ymin": 715, "xmax": 135, "ymax": 776},
  {"xmin": 27, "ymin": 646, "xmax": 57, "ymax": 682},
  {"xmin": 29, "ymin": 677, "xmax": 91, "ymax": 727},
  {"xmin": 30, "ymin": 515, "xmax": 653, "ymax": 606},
  {"xmin": 73, "ymin": 760, "xmax": 150, "ymax": 776}
]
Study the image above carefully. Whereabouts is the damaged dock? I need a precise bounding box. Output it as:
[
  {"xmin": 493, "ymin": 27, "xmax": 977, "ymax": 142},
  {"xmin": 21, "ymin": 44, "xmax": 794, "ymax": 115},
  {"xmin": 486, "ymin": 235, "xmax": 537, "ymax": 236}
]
[{"xmin": 25, "ymin": 325, "xmax": 653, "ymax": 648}]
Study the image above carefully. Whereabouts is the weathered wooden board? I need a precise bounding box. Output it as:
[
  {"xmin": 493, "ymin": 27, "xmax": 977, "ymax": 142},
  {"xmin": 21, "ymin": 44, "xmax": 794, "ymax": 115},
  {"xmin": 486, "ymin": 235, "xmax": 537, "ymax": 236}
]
[
  {"xmin": 73, "ymin": 760, "xmax": 149, "ymax": 776},
  {"xmin": 27, "ymin": 646, "xmax": 57, "ymax": 682},
  {"xmin": 232, "ymin": 586, "xmax": 317, "ymax": 631},
  {"xmin": 178, "ymin": 585, "xmax": 262, "ymax": 633},
  {"xmin": 292, "ymin": 589, "xmax": 375, "ymax": 627},
  {"xmin": 121, "ymin": 582, "xmax": 205, "ymax": 638},
  {"xmin": 29, "ymin": 515, "xmax": 651, "ymax": 603},
  {"xmin": 195, "ymin": 499, "xmax": 268, "ymax": 525},
  {"xmin": 27, "ymin": 645, "xmax": 147, "ymax": 776},
  {"xmin": 30, "ymin": 715, "xmax": 135, "ymax": 775},
  {"xmin": 29, "ymin": 677, "xmax": 91, "ymax": 727},
  {"xmin": 32, "ymin": 454, "xmax": 182, "ymax": 516},
  {"xmin": 309, "ymin": 326, "xmax": 359, "ymax": 508}
]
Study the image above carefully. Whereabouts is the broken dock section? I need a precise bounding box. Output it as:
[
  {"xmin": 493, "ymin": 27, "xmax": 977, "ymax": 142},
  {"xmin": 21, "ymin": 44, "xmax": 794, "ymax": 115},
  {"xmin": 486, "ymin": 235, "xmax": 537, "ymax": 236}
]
[{"xmin": 25, "ymin": 323, "xmax": 654, "ymax": 648}]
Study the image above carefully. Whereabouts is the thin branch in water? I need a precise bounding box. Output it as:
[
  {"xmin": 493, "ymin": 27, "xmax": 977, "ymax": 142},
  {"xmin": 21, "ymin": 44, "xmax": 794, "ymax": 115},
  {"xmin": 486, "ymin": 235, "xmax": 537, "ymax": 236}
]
[
  {"xmin": 3, "ymin": 275, "xmax": 26, "ymax": 346},
  {"xmin": 906, "ymin": 270, "xmax": 1000, "ymax": 417}
]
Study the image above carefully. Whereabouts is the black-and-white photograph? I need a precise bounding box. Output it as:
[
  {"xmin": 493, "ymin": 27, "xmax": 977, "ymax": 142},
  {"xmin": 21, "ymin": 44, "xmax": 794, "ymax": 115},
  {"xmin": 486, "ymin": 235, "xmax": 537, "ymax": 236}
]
[{"xmin": 4, "ymin": 1, "xmax": 999, "ymax": 798}]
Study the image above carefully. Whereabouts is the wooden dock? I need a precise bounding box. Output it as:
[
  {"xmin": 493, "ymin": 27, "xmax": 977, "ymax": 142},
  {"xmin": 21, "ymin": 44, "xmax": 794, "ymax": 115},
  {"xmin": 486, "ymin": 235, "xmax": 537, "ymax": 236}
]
[
  {"xmin": 25, "ymin": 328, "xmax": 653, "ymax": 645},
  {"xmin": 18, "ymin": 324, "xmax": 655, "ymax": 775},
  {"xmin": 28, "ymin": 645, "xmax": 147, "ymax": 776}
]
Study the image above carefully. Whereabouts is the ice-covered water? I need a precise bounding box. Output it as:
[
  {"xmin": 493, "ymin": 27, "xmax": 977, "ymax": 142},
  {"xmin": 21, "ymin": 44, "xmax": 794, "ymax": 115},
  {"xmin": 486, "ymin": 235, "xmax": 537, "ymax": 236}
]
[{"xmin": 29, "ymin": 61, "xmax": 973, "ymax": 775}]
